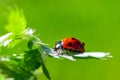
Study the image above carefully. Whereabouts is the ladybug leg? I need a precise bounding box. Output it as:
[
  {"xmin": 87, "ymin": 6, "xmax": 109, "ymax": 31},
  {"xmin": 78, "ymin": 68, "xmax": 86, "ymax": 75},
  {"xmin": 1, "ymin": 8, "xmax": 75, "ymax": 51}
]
[
  {"xmin": 57, "ymin": 46, "xmax": 62, "ymax": 54},
  {"xmin": 53, "ymin": 47, "xmax": 57, "ymax": 51},
  {"xmin": 68, "ymin": 49, "xmax": 73, "ymax": 52}
]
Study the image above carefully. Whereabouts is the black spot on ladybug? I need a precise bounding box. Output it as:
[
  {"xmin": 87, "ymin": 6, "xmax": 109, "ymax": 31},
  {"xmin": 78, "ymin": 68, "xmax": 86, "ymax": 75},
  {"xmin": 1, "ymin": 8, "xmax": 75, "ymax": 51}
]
[
  {"xmin": 68, "ymin": 42, "xmax": 72, "ymax": 46},
  {"xmin": 80, "ymin": 45, "xmax": 83, "ymax": 48},
  {"xmin": 72, "ymin": 38, "xmax": 75, "ymax": 40}
]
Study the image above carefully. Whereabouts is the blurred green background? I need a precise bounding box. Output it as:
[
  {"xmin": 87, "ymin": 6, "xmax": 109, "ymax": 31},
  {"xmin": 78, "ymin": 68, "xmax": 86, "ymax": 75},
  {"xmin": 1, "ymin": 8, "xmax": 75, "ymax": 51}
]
[{"xmin": 0, "ymin": 0, "xmax": 120, "ymax": 80}]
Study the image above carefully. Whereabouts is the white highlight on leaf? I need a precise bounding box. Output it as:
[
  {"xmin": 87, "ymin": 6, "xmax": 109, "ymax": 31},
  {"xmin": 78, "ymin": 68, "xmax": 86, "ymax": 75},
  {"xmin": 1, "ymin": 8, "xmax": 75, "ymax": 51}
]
[
  {"xmin": 22, "ymin": 28, "xmax": 35, "ymax": 37},
  {"xmin": 6, "ymin": 78, "xmax": 14, "ymax": 80},
  {"xmin": 12, "ymin": 54, "xmax": 23, "ymax": 59},
  {"xmin": 36, "ymin": 41, "xmax": 49, "ymax": 46},
  {"xmin": 3, "ymin": 39, "xmax": 12, "ymax": 47},
  {"xmin": 0, "ymin": 33, "xmax": 12, "ymax": 42},
  {"xmin": 0, "ymin": 56, "xmax": 10, "ymax": 61},
  {"xmin": 74, "ymin": 52, "xmax": 112, "ymax": 58},
  {"xmin": 0, "ymin": 33, "xmax": 13, "ymax": 47},
  {"xmin": 12, "ymin": 54, "xmax": 17, "ymax": 56},
  {"xmin": 60, "ymin": 55, "xmax": 75, "ymax": 61},
  {"xmin": 49, "ymin": 53, "xmax": 60, "ymax": 59}
]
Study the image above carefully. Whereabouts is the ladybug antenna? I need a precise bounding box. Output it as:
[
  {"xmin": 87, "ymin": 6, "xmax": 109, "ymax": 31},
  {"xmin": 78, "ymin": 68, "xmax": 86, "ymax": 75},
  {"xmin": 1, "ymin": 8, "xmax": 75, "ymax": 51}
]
[{"xmin": 82, "ymin": 42, "xmax": 85, "ymax": 46}]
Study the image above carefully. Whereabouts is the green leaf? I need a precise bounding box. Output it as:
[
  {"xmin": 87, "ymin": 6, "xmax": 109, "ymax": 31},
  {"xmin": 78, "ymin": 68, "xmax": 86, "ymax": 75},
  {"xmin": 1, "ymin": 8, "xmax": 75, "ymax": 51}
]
[
  {"xmin": 0, "ymin": 61, "xmax": 33, "ymax": 80},
  {"xmin": 5, "ymin": 8, "xmax": 27, "ymax": 33},
  {"xmin": 42, "ymin": 64, "xmax": 51, "ymax": 80},
  {"xmin": 27, "ymin": 40, "xmax": 33, "ymax": 49},
  {"xmin": 35, "ymin": 48, "xmax": 51, "ymax": 80},
  {"xmin": 24, "ymin": 49, "xmax": 42, "ymax": 71}
]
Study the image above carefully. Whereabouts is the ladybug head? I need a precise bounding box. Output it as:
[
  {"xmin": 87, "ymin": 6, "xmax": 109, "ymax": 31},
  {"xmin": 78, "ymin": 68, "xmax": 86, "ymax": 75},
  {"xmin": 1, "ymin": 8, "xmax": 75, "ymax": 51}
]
[
  {"xmin": 53, "ymin": 41, "xmax": 62, "ymax": 51},
  {"xmin": 79, "ymin": 42, "xmax": 85, "ymax": 52}
]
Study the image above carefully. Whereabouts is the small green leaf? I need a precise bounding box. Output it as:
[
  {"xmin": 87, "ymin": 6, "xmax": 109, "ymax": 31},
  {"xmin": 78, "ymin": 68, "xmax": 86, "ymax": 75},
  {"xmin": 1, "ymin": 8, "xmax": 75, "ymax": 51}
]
[
  {"xmin": 27, "ymin": 40, "xmax": 33, "ymax": 49},
  {"xmin": 24, "ymin": 49, "xmax": 41, "ymax": 71},
  {"xmin": 42, "ymin": 64, "xmax": 51, "ymax": 80},
  {"xmin": 5, "ymin": 8, "xmax": 27, "ymax": 33}
]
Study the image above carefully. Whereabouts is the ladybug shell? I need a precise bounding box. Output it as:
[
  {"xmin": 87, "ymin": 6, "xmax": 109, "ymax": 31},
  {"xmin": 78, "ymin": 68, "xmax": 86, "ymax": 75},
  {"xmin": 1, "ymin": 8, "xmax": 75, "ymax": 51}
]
[{"xmin": 61, "ymin": 38, "xmax": 85, "ymax": 52}]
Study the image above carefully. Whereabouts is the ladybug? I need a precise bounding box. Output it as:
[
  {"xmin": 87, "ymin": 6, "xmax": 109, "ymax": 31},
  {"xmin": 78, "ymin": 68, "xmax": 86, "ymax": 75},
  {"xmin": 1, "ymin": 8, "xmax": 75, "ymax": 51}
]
[{"xmin": 53, "ymin": 37, "xmax": 85, "ymax": 52}]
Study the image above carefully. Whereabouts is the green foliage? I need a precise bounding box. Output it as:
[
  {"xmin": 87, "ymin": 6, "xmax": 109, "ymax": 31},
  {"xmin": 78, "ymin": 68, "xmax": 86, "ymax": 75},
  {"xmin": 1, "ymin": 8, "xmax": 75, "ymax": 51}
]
[
  {"xmin": 24, "ymin": 49, "xmax": 41, "ymax": 71},
  {"xmin": 5, "ymin": 8, "xmax": 26, "ymax": 34},
  {"xmin": 0, "ymin": 8, "xmax": 50, "ymax": 80},
  {"xmin": 0, "ymin": 62, "xmax": 33, "ymax": 80}
]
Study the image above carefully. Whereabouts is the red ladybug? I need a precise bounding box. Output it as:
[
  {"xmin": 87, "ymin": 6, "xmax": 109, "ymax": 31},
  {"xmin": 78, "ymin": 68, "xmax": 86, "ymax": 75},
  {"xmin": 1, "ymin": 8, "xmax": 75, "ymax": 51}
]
[{"xmin": 53, "ymin": 37, "xmax": 85, "ymax": 52}]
